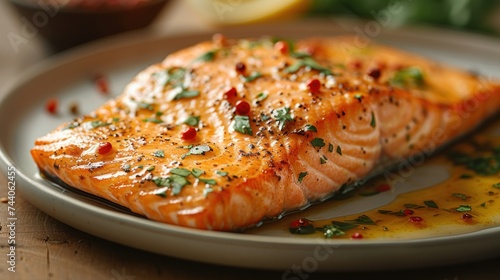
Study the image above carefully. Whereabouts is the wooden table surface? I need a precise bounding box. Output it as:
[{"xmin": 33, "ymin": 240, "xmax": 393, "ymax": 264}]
[{"xmin": 1, "ymin": 1, "xmax": 500, "ymax": 279}]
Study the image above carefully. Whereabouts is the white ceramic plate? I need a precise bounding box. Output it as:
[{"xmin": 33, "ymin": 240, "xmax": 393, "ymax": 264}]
[{"xmin": 1, "ymin": 20, "xmax": 500, "ymax": 271}]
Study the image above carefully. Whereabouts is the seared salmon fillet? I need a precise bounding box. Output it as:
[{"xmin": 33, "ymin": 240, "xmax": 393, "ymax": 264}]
[{"xmin": 31, "ymin": 36, "xmax": 500, "ymax": 230}]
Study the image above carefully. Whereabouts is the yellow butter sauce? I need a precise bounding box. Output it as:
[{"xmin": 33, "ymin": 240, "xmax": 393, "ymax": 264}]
[{"xmin": 248, "ymin": 118, "xmax": 500, "ymax": 239}]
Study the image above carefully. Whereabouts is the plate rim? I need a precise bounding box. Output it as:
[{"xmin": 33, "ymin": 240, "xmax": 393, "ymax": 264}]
[{"xmin": 1, "ymin": 19, "xmax": 500, "ymax": 270}]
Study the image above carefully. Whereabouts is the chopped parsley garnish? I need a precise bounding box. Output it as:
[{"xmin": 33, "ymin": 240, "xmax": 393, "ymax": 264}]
[
  {"xmin": 181, "ymin": 144, "xmax": 211, "ymax": 159},
  {"xmin": 234, "ymin": 115, "xmax": 253, "ymax": 135},
  {"xmin": 424, "ymin": 200, "xmax": 439, "ymax": 209},
  {"xmin": 298, "ymin": 172, "xmax": 308, "ymax": 183},
  {"xmin": 199, "ymin": 178, "xmax": 216, "ymax": 185},
  {"xmin": 191, "ymin": 168, "xmax": 205, "ymax": 178},
  {"xmin": 336, "ymin": 145, "xmax": 342, "ymax": 155},
  {"xmin": 345, "ymin": 215, "xmax": 376, "ymax": 225},
  {"xmin": 389, "ymin": 67, "xmax": 425, "ymax": 88},
  {"xmin": 88, "ymin": 120, "xmax": 110, "ymax": 129},
  {"xmin": 242, "ymin": 71, "xmax": 262, "ymax": 82},
  {"xmin": 448, "ymin": 146, "xmax": 500, "ymax": 175},
  {"xmin": 142, "ymin": 117, "xmax": 163, "ymax": 123},
  {"xmin": 172, "ymin": 89, "xmax": 200, "ymax": 100},
  {"xmin": 285, "ymin": 57, "xmax": 332, "ymax": 75},
  {"xmin": 216, "ymin": 170, "xmax": 228, "ymax": 176},
  {"xmin": 320, "ymin": 155, "xmax": 328, "ymax": 164},
  {"xmin": 321, "ymin": 225, "xmax": 347, "ymax": 238},
  {"xmin": 153, "ymin": 174, "xmax": 190, "ymax": 196},
  {"xmin": 147, "ymin": 166, "xmax": 155, "ymax": 172},
  {"xmin": 370, "ymin": 112, "xmax": 376, "ymax": 128},
  {"xmin": 169, "ymin": 168, "xmax": 191, "ymax": 177},
  {"xmin": 194, "ymin": 49, "xmax": 217, "ymax": 62},
  {"xmin": 183, "ymin": 116, "xmax": 200, "ymax": 126},
  {"xmin": 404, "ymin": 203, "xmax": 426, "ymax": 209},
  {"xmin": 273, "ymin": 107, "xmax": 294, "ymax": 131},
  {"xmin": 63, "ymin": 122, "xmax": 80, "ymax": 130},
  {"xmin": 310, "ymin": 138, "xmax": 325, "ymax": 148},
  {"xmin": 331, "ymin": 221, "xmax": 359, "ymax": 231},
  {"xmin": 328, "ymin": 143, "xmax": 334, "ymax": 153},
  {"xmin": 255, "ymin": 92, "xmax": 268, "ymax": 101},
  {"xmin": 304, "ymin": 124, "xmax": 317, "ymax": 132},
  {"xmin": 455, "ymin": 205, "xmax": 472, "ymax": 212},
  {"xmin": 136, "ymin": 101, "xmax": 154, "ymax": 111},
  {"xmin": 152, "ymin": 150, "xmax": 165, "ymax": 158}
]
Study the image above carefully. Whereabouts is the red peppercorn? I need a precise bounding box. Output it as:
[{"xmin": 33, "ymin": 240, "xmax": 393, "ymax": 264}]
[
  {"xmin": 307, "ymin": 78, "xmax": 321, "ymax": 93},
  {"xmin": 235, "ymin": 100, "xmax": 250, "ymax": 115},
  {"xmin": 45, "ymin": 98, "xmax": 58, "ymax": 114},
  {"xmin": 367, "ymin": 67, "xmax": 381, "ymax": 80},
  {"xmin": 97, "ymin": 142, "xmax": 113, "ymax": 155},
  {"xmin": 274, "ymin": 40, "xmax": 289, "ymax": 55},
  {"xmin": 351, "ymin": 232, "xmax": 363, "ymax": 239},
  {"xmin": 376, "ymin": 184, "xmax": 391, "ymax": 192},
  {"xmin": 223, "ymin": 87, "xmax": 237, "ymax": 100},
  {"xmin": 181, "ymin": 127, "xmax": 197, "ymax": 140},
  {"xmin": 289, "ymin": 218, "xmax": 311, "ymax": 228},
  {"xmin": 94, "ymin": 74, "xmax": 109, "ymax": 94},
  {"xmin": 403, "ymin": 209, "xmax": 414, "ymax": 216},
  {"xmin": 235, "ymin": 62, "xmax": 246, "ymax": 73},
  {"xmin": 462, "ymin": 213, "xmax": 473, "ymax": 220},
  {"xmin": 409, "ymin": 216, "xmax": 424, "ymax": 223}
]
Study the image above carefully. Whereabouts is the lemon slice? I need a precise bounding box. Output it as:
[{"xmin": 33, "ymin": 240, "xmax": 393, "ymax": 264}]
[{"xmin": 186, "ymin": 0, "xmax": 311, "ymax": 25}]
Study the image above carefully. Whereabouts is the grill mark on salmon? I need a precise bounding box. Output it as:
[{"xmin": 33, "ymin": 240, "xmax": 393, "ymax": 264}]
[{"xmin": 31, "ymin": 36, "xmax": 500, "ymax": 230}]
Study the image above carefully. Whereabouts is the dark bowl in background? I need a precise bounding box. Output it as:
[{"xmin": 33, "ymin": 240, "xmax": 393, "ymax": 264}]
[{"xmin": 8, "ymin": 0, "xmax": 171, "ymax": 52}]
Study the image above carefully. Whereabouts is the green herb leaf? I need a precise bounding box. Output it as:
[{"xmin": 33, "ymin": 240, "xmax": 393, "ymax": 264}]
[
  {"xmin": 390, "ymin": 67, "xmax": 425, "ymax": 88},
  {"xmin": 328, "ymin": 143, "xmax": 334, "ymax": 153},
  {"xmin": 147, "ymin": 166, "xmax": 155, "ymax": 172},
  {"xmin": 285, "ymin": 57, "xmax": 332, "ymax": 75},
  {"xmin": 183, "ymin": 116, "xmax": 200, "ymax": 126},
  {"xmin": 370, "ymin": 112, "xmax": 376, "ymax": 128},
  {"xmin": 331, "ymin": 221, "xmax": 359, "ymax": 231},
  {"xmin": 152, "ymin": 150, "xmax": 164, "ymax": 158},
  {"xmin": 194, "ymin": 50, "xmax": 217, "ymax": 62},
  {"xmin": 170, "ymin": 168, "xmax": 191, "ymax": 177},
  {"xmin": 142, "ymin": 117, "xmax": 163, "ymax": 123},
  {"xmin": 199, "ymin": 178, "xmax": 216, "ymax": 185},
  {"xmin": 216, "ymin": 170, "xmax": 228, "ymax": 176},
  {"xmin": 336, "ymin": 145, "xmax": 342, "ymax": 155},
  {"xmin": 64, "ymin": 122, "xmax": 80, "ymax": 130},
  {"xmin": 153, "ymin": 174, "xmax": 190, "ymax": 195},
  {"xmin": 310, "ymin": 137, "xmax": 325, "ymax": 148},
  {"xmin": 493, "ymin": 182, "xmax": 500, "ymax": 189},
  {"xmin": 255, "ymin": 92, "xmax": 268, "ymax": 101},
  {"xmin": 455, "ymin": 205, "xmax": 472, "ymax": 212},
  {"xmin": 88, "ymin": 120, "xmax": 110, "ymax": 129},
  {"xmin": 173, "ymin": 89, "xmax": 200, "ymax": 100},
  {"xmin": 320, "ymin": 156, "xmax": 327, "ymax": 164},
  {"xmin": 448, "ymin": 148, "xmax": 500, "ymax": 175},
  {"xmin": 181, "ymin": 144, "xmax": 211, "ymax": 159},
  {"xmin": 304, "ymin": 124, "xmax": 317, "ymax": 132},
  {"xmin": 234, "ymin": 115, "xmax": 253, "ymax": 135},
  {"xmin": 345, "ymin": 215, "xmax": 376, "ymax": 225},
  {"xmin": 191, "ymin": 168, "xmax": 205, "ymax": 177},
  {"xmin": 298, "ymin": 171, "xmax": 308, "ymax": 183},
  {"xmin": 321, "ymin": 225, "xmax": 346, "ymax": 238},
  {"xmin": 424, "ymin": 200, "xmax": 439, "ymax": 209},
  {"xmin": 273, "ymin": 107, "xmax": 294, "ymax": 131},
  {"xmin": 136, "ymin": 101, "xmax": 154, "ymax": 111},
  {"xmin": 242, "ymin": 71, "xmax": 262, "ymax": 82}
]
